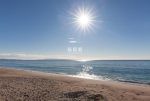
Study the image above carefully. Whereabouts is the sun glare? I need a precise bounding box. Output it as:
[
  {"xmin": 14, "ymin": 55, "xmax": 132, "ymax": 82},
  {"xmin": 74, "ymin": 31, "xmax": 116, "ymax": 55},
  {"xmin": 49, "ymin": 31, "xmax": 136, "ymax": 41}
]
[
  {"xmin": 71, "ymin": 7, "xmax": 96, "ymax": 32},
  {"xmin": 77, "ymin": 12, "xmax": 91, "ymax": 29},
  {"xmin": 78, "ymin": 59, "xmax": 88, "ymax": 62}
]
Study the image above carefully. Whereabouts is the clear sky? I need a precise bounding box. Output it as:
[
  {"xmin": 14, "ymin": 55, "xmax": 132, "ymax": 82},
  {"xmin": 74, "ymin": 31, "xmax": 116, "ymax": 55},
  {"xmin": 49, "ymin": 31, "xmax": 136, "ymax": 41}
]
[{"xmin": 0, "ymin": 0, "xmax": 150, "ymax": 60}]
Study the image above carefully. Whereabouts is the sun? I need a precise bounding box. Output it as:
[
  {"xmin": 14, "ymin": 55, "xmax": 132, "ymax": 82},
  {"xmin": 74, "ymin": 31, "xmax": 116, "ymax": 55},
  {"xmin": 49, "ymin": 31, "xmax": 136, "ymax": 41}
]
[
  {"xmin": 76, "ymin": 11, "xmax": 92, "ymax": 29},
  {"xmin": 71, "ymin": 7, "xmax": 96, "ymax": 32}
]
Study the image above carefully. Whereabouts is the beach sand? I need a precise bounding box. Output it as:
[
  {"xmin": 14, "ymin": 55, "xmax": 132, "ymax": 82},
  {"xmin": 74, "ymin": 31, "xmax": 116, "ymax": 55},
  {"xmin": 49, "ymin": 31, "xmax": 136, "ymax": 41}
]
[{"xmin": 0, "ymin": 68, "xmax": 150, "ymax": 101}]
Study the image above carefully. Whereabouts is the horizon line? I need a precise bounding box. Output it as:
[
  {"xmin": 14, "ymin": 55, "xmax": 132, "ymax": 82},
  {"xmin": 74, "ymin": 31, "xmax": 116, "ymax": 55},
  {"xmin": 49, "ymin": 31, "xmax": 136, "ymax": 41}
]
[{"xmin": 0, "ymin": 58, "xmax": 150, "ymax": 61}]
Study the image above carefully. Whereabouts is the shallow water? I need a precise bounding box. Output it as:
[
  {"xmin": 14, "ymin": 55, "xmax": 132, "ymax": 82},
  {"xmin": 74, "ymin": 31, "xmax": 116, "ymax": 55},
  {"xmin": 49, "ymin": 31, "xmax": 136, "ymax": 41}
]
[{"xmin": 0, "ymin": 59, "xmax": 150, "ymax": 84}]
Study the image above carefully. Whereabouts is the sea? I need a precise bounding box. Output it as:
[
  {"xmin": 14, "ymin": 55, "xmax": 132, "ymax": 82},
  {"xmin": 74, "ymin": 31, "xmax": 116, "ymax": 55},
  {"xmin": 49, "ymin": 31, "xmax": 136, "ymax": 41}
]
[{"xmin": 0, "ymin": 59, "xmax": 150, "ymax": 85}]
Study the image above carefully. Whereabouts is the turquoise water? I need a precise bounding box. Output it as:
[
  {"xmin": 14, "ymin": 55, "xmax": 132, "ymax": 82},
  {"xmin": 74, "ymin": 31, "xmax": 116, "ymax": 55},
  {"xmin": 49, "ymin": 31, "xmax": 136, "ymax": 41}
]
[{"xmin": 0, "ymin": 59, "xmax": 150, "ymax": 85}]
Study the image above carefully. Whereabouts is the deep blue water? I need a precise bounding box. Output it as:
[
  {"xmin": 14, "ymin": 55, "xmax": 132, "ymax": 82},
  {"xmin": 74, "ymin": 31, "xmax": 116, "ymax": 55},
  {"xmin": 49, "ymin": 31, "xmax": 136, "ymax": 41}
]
[{"xmin": 0, "ymin": 59, "xmax": 150, "ymax": 85}]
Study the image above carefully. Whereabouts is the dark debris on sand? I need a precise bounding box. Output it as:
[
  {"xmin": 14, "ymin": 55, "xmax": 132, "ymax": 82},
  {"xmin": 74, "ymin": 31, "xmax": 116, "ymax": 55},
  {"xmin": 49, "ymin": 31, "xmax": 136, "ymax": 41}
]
[{"xmin": 62, "ymin": 90, "xmax": 107, "ymax": 101}]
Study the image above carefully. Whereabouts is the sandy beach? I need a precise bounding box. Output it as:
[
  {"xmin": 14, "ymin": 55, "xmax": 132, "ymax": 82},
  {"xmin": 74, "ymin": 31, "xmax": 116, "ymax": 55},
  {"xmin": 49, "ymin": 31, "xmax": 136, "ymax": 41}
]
[{"xmin": 0, "ymin": 68, "xmax": 149, "ymax": 101}]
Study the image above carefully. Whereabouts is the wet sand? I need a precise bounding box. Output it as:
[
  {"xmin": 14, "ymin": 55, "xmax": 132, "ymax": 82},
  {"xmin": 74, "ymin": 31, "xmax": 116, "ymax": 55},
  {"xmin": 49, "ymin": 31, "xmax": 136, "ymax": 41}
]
[{"xmin": 0, "ymin": 68, "xmax": 150, "ymax": 101}]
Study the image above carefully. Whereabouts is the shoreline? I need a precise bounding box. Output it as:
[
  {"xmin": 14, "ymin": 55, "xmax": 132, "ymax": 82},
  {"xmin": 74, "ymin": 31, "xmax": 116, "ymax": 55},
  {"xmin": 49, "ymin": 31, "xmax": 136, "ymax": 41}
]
[
  {"xmin": 0, "ymin": 67, "xmax": 150, "ymax": 101},
  {"xmin": 1, "ymin": 66, "xmax": 150, "ymax": 86}
]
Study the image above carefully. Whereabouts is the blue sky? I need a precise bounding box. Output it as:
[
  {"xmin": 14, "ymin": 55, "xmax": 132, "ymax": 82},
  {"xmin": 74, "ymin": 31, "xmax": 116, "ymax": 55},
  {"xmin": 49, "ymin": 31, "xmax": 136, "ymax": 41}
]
[{"xmin": 0, "ymin": 0, "xmax": 150, "ymax": 60}]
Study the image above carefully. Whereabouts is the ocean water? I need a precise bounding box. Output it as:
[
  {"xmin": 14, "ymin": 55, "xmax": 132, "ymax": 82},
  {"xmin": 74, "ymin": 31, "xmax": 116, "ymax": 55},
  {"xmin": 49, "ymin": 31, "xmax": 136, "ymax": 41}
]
[{"xmin": 0, "ymin": 59, "xmax": 150, "ymax": 85}]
